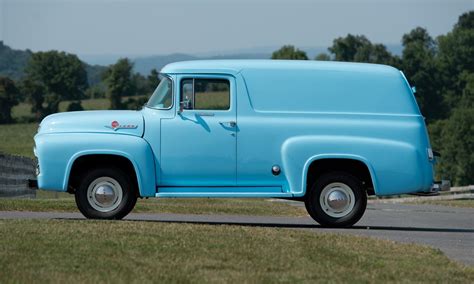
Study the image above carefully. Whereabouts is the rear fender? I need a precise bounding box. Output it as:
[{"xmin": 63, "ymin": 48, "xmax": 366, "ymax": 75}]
[{"xmin": 281, "ymin": 135, "xmax": 423, "ymax": 196}]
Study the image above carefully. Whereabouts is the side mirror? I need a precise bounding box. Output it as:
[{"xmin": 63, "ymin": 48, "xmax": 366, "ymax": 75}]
[{"xmin": 179, "ymin": 99, "xmax": 192, "ymax": 113}]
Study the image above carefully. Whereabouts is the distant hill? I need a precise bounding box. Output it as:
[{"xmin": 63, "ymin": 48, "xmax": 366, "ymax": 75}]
[
  {"xmin": 83, "ymin": 43, "xmax": 402, "ymax": 75},
  {"xmin": 1, "ymin": 42, "xmax": 403, "ymax": 84},
  {"xmin": 0, "ymin": 42, "xmax": 106, "ymax": 86},
  {"xmin": 0, "ymin": 42, "xmax": 270, "ymax": 84},
  {"xmin": 132, "ymin": 53, "xmax": 198, "ymax": 75},
  {"xmin": 0, "ymin": 41, "xmax": 32, "ymax": 80}
]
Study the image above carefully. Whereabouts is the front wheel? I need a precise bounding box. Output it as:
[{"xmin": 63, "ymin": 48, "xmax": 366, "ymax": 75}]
[
  {"xmin": 305, "ymin": 172, "xmax": 367, "ymax": 227},
  {"xmin": 75, "ymin": 167, "xmax": 137, "ymax": 219}
]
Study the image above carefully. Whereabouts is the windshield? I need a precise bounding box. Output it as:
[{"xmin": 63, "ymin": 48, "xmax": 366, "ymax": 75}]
[{"xmin": 146, "ymin": 75, "xmax": 173, "ymax": 109}]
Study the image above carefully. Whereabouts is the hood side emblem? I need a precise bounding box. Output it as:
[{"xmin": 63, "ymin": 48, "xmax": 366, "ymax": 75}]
[{"xmin": 105, "ymin": 120, "xmax": 138, "ymax": 131}]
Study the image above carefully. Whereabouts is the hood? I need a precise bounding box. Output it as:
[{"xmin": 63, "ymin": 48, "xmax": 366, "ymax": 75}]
[{"xmin": 38, "ymin": 110, "xmax": 144, "ymax": 137}]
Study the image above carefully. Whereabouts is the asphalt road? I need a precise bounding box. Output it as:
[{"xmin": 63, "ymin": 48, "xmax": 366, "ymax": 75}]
[{"xmin": 1, "ymin": 202, "xmax": 473, "ymax": 265}]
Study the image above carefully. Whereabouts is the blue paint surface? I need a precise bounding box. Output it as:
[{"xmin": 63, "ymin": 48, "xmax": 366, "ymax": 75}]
[{"xmin": 35, "ymin": 60, "xmax": 435, "ymax": 198}]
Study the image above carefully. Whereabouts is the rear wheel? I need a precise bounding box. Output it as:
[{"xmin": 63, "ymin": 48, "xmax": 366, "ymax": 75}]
[
  {"xmin": 75, "ymin": 167, "xmax": 137, "ymax": 219},
  {"xmin": 305, "ymin": 172, "xmax": 367, "ymax": 227}
]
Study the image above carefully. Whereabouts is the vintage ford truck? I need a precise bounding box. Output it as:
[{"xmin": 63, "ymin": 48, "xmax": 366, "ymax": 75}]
[{"xmin": 32, "ymin": 60, "xmax": 448, "ymax": 227}]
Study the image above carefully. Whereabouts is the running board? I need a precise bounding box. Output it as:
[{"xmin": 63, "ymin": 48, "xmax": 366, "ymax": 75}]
[
  {"xmin": 155, "ymin": 186, "xmax": 291, "ymax": 198},
  {"xmin": 155, "ymin": 192, "xmax": 293, "ymax": 198}
]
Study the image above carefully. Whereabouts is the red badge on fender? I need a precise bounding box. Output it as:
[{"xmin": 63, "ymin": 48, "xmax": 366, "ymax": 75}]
[
  {"xmin": 111, "ymin": 121, "xmax": 119, "ymax": 129},
  {"xmin": 105, "ymin": 120, "xmax": 138, "ymax": 131}
]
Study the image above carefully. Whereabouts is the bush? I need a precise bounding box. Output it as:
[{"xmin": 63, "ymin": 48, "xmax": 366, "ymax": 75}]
[{"xmin": 66, "ymin": 101, "xmax": 84, "ymax": 112}]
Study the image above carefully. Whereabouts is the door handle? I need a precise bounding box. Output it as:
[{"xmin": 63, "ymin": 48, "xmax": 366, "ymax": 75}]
[{"xmin": 219, "ymin": 121, "xmax": 236, "ymax": 127}]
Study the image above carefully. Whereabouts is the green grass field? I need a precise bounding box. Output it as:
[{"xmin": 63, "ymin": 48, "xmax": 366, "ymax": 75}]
[
  {"xmin": 1, "ymin": 97, "xmax": 113, "ymax": 158},
  {"xmin": 1, "ymin": 219, "xmax": 473, "ymax": 283},
  {"xmin": 0, "ymin": 123, "xmax": 37, "ymax": 158},
  {"xmin": 0, "ymin": 197, "xmax": 306, "ymax": 217}
]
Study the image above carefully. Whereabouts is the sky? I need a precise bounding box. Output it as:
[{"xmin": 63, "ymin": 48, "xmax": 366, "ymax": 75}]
[{"xmin": 1, "ymin": 0, "xmax": 473, "ymax": 57}]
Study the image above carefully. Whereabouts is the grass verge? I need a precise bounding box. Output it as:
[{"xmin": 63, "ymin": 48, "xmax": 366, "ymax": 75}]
[
  {"xmin": 0, "ymin": 197, "xmax": 306, "ymax": 217},
  {"xmin": 0, "ymin": 219, "xmax": 473, "ymax": 283},
  {"xmin": 0, "ymin": 123, "xmax": 37, "ymax": 158}
]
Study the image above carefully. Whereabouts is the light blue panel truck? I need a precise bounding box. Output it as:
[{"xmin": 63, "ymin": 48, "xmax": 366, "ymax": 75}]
[{"xmin": 32, "ymin": 60, "xmax": 449, "ymax": 227}]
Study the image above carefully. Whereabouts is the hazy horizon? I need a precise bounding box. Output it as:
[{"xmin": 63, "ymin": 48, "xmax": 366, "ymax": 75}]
[{"xmin": 1, "ymin": 0, "xmax": 472, "ymax": 58}]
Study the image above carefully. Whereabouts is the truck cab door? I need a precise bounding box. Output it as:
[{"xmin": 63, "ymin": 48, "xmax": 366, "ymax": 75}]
[{"xmin": 159, "ymin": 75, "xmax": 237, "ymax": 186}]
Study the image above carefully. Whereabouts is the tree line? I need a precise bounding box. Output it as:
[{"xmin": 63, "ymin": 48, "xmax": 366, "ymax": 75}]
[
  {"xmin": 0, "ymin": 11, "xmax": 472, "ymax": 185},
  {"xmin": 271, "ymin": 11, "xmax": 473, "ymax": 185},
  {"xmin": 0, "ymin": 52, "xmax": 158, "ymax": 122}
]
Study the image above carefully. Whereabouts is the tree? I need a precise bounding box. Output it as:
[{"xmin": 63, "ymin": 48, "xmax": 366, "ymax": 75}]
[
  {"xmin": 315, "ymin": 53, "xmax": 331, "ymax": 61},
  {"xmin": 147, "ymin": 68, "xmax": 160, "ymax": 93},
  {"xmin": 20, "ymin": 78, "xmax": 45, "ymax": 121},
  {"xmin": 429, "ymin": 107, "xmax": 474, "ymax": 185},
  {"xmin": 401, "ymin": 27, "xmax": 446, "ymax": 121},
  {"xmin": 271, "ymin": 45, "xmax": 308, "ymax": 60},
  {"xmin": 460, "ymin": 72, "xmax": 474, "ymax": 108},
  {"xmin": 132, "ymin": 73, "xmax": 148, "ymax": 97},
  {"xmin": 67, "ymin": 101, "xmax": 84, "ymax": 111},
  {"xmin": 356, "ymin": 43, "xmax": 400, "ymax": 66},
  {"xmin": 85, "ymin": 84, "xmax": 106, "ymax": 99},
  {"xmin": 0, "ymin": 77, "xmax": 19, "ymax": 123},
  {"xmin": 124, "ymin": 96, "xmax": 148, "ymax": 110},
  {"xmin": 437, "ymin": 11, "xmax": 474, "ymax": 111},
  {"xmin": 102, "ymin": 58, "xmax": 135, "ymax": 110},
  {"xmin": 328, "ymin": 34, "xmax": 398, "ymax": 66},
  {"xmin": 23, "ymin": 51, "xmax": 88, "ymax": 119},
  {"xmin": 329, "ymin": 34, "xmax": 371, "ymax": 61}
]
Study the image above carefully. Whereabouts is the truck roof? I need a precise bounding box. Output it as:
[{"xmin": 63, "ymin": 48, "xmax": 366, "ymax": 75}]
[
  {"xmin": 160, "ymin": 59, "xmax": 399, "ymax": 76},
  {"xmin": 161, "ymin": 60, "xmax": 419, "ymax": 115}
]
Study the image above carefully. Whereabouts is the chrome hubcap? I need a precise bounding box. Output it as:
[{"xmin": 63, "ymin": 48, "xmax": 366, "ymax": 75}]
[
  {"xmin": 327, "ymin": 190, "xmax": 348, "ymax": 210},
  {"xmin": 94, "ymin": 184, "xmax": 116, "ymax": 206},
  {"xmin": 87, "ymin": 177, "xmax": 123, "ymax": 212},
  {"xmin": 320, "ymin": 182, "xmax": 355, "ymax": 218}
]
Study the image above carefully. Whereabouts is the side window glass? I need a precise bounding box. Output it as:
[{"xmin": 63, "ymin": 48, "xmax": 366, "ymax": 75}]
[
  {"xmin": 194, "ymin": 79, "xmax": 230, "ymax": 110},
  {"xmin": 180, "ymin": 78, "xmax": 230, "ymax": 111}
]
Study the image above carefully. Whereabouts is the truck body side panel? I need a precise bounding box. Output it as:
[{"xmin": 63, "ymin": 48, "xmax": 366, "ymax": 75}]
[{"xmin": 235, "ymin": 67, "xmax": 434, "ymax": 196}]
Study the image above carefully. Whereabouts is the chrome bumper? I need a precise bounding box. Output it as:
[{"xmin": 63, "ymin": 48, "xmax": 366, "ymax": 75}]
[
  {"xmin": 411, "ymin": 180, "xmax": 450, "ymax": 196},
  {"xmin": 431, "ymin": 180, "xmax": 451, "ymax": 192}
]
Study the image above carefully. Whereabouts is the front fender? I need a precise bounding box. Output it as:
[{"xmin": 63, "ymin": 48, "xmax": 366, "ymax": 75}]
[{"xmin": 35, "ymin": 133, "xmax": 156, "ymax": 197}]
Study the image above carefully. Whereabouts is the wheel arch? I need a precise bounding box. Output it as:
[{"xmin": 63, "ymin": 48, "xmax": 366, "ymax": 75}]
[
  {"xmin": 302, "ymin": 154, "xmax": 379, "ymax": 196},
  {"xmin": 65, "ymin": 150, "xmax": 146, "ymax": 196}
]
